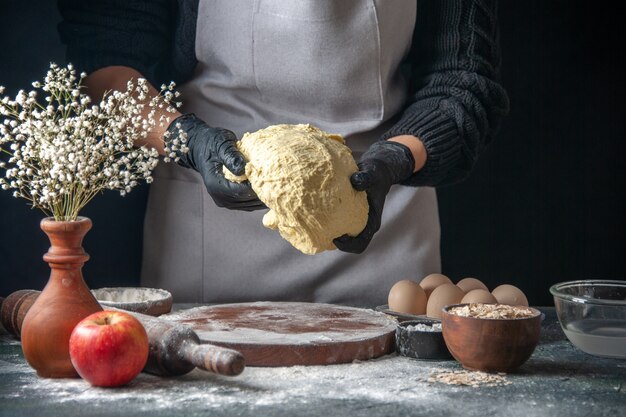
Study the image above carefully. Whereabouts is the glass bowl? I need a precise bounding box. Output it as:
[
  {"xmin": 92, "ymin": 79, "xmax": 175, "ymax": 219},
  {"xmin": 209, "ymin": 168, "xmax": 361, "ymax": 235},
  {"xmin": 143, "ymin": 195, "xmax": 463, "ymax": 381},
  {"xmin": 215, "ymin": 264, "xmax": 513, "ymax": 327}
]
[{"xmin": 549, "ymin": 280, "xmax": 626, "ymax": 359}]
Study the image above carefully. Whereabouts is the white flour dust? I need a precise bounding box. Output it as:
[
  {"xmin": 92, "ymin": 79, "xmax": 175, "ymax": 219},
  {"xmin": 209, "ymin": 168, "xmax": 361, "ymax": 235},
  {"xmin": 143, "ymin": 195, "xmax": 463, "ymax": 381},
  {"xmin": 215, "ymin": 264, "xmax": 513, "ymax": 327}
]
[
  {"xmin": 92, "ymin": 287, "xmax": 171, "ymax": 304},
  {"xmin": 405, "ymin": 323, "xmax": 442, "ymax": 332},
  {"xmin": 5, "ymin": 354, "xmax": 461, "ymax": 411}
]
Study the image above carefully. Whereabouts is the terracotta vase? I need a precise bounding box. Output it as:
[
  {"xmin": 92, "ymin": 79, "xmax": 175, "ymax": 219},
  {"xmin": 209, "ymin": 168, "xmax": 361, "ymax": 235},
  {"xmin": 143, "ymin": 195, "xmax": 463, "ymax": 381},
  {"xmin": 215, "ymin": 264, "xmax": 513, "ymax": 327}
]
[{"xmin": 20, "ymin": 217, "xmax": 103, "ymax": 378}]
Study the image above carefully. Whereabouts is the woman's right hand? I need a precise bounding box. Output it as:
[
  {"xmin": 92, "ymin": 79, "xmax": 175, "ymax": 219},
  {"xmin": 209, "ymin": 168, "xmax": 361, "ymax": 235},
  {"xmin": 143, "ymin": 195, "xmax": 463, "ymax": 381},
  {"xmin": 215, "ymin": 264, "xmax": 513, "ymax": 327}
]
[{"xmin": 166, "ymin": 113, "xmax": 266, "ymax": 211}]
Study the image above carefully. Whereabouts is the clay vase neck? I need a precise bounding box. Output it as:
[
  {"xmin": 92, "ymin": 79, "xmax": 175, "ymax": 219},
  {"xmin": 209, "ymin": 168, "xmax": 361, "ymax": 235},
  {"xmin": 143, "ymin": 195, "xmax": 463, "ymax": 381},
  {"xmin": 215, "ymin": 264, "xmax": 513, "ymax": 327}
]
[{"xmin": 20, "ymin": 217, "xmax": 102, "ymax": 378}]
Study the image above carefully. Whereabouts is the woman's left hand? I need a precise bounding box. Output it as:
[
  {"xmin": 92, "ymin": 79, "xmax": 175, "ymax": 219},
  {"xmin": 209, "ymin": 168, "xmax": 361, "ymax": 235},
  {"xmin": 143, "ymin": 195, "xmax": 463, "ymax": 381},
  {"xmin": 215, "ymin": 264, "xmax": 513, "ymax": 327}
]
[{"xmin": 333, "ymin": 140, "xmax": 416, "ymax": 254}]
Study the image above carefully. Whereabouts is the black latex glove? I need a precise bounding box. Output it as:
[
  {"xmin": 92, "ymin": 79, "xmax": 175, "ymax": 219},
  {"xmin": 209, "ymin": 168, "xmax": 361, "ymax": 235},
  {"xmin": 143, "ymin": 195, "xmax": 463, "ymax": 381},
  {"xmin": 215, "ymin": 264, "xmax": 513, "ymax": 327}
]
[
  {"xmin": 333, "ymin": 141, "xmax": 415, "ymax": 254},
  {"xmin": 166, "ymin": 113, "xmax": 265, "ymax": 211}
]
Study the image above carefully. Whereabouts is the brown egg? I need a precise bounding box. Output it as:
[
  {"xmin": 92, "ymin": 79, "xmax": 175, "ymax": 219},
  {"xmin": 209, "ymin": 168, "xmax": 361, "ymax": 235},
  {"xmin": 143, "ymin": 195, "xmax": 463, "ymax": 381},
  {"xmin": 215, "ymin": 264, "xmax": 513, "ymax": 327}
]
[
  {"xmin": 426, "ymin": 283, "xmax": 465, "ymax": 319},
  {"xmin": 492, "ymin": 284, "xmax": 529, "ymax": 306},
  {"xmin": 456, "ymin": 277, "xmax": 488, "ymax": 293},
  {"xmin": 388, "ymin": 280, "xmax": 427, "ymax": 315},
  {"xmin": 461, "ymin": 289, "xmax": 497, "ymax": 304},
  {"xmin": 419, "ymin": 273, "xmax": 452, "ymax": 298}
]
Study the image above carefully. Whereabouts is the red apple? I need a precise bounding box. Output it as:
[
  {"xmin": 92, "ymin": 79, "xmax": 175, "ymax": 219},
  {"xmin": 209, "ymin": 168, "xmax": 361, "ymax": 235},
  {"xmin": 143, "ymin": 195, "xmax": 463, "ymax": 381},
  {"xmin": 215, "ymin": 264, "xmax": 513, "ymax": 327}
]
[{"xmin": 69, "ymin": 310, "xmax": 149, "ymax": 387}]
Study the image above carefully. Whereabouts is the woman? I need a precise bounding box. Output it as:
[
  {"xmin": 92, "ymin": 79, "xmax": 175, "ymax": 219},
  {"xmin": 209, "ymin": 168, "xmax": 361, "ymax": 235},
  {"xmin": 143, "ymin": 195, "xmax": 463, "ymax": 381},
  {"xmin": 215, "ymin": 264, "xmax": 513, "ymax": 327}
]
[{"xmin": 57, "ymin": 0, "xmax": 508, "ymax": 306}]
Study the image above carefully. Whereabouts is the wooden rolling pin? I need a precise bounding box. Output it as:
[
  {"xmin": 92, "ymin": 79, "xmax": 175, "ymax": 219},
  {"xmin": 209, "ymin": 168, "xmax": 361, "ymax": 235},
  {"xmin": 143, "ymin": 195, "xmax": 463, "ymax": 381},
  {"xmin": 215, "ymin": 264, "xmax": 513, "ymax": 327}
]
[
  {"xmin": 0, "ymin": 290, "xmax": 245, "ymax": 377},
  {"xmin": 0, "ymin": 290, "xmax": 39, "ymax": 337},
  {"xmin": 106, "ymin": 306, "xmax": 245, "ymax": 377}
]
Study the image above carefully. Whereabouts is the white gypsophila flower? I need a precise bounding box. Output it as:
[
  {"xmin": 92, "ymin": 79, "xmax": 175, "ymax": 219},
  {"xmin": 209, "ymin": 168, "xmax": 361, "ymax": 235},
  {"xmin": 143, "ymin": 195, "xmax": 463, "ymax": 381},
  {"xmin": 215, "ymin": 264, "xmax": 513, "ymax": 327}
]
[{"xmin": 0, "ymin": 62, "xmax": 186, "ymax": 221}]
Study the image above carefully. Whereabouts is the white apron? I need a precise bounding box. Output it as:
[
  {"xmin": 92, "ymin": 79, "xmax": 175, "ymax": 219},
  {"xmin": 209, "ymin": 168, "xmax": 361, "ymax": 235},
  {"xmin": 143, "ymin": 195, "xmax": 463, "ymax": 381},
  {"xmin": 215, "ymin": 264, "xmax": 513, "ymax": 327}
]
[{"xmin": 141, "ymin": 0, "xmax": 441, "ymax": 307}]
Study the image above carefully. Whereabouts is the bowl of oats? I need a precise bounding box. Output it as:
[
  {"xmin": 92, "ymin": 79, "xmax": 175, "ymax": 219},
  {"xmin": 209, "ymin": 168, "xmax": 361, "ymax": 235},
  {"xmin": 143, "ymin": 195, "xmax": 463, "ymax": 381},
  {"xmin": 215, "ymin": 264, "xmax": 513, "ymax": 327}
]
[{"xmin": 441, "ymin": 303, "xmax": 542, "ymax": 372}]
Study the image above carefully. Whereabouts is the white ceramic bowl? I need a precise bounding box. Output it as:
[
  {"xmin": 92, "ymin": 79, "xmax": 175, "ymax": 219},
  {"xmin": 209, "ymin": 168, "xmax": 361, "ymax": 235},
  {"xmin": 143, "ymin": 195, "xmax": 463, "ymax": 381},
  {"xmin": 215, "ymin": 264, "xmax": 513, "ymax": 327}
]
[{"xmin": 92, "ymin": 287, "xmax": 173, "ymax": 316}]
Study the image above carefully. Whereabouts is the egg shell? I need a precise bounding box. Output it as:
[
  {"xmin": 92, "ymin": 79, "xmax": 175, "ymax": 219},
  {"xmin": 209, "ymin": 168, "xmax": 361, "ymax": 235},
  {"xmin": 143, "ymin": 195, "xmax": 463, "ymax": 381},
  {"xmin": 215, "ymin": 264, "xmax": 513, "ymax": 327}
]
[
  {"xmin": 461, "ymin": 289, "xmax": 498, "ymax": 304},
  {"xmin": 456, "ymin": 277, "xmax": 488, "ymax": 293},
  {"xmin": 419, "ymin": 273, "xmax": 452, "ymax": 298},
  {"xmin": 492, "ymin": 284, "xmax": 529, "ymax": 307},
  {"xmin": 426, "ymin": 283, "xmax": 465, "ymax": 319},
  {"xmin": 388, "ymin": 280, "xmax": 427, "ymax": 315}
]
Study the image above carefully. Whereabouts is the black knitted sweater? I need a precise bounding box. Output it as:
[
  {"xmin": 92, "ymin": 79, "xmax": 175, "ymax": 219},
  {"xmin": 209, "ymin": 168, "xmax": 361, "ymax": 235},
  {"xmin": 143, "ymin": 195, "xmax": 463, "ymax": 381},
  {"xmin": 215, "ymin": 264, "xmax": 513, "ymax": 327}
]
[{"xmin": 57, "ymin": 0, "xmax": 509, "ymax": 187}]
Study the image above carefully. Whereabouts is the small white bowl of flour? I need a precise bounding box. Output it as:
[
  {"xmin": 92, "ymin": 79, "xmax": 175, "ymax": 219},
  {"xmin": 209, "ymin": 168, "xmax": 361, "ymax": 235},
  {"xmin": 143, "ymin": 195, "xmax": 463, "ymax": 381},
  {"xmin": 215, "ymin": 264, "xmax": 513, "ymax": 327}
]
[{"xmin": 91, "ymin": 287, "xmax": 173, "ymax": 316}]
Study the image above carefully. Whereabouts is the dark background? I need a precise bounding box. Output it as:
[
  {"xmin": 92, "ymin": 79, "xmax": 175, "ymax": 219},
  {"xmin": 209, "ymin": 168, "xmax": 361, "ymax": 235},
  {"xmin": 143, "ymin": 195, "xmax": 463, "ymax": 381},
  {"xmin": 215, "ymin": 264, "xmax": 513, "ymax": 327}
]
[{"xmin": 0, "ymin": 1, "xmax": 624, "ymax": 306}]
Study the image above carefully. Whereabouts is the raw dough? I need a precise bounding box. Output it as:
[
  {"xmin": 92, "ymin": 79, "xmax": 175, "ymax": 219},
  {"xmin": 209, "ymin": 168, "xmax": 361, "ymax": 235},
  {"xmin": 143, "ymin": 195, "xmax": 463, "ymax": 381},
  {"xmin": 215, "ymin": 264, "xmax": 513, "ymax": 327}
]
[{"xmin": 223, "ymin": 124, "xmax": 368, "ymax": 254}]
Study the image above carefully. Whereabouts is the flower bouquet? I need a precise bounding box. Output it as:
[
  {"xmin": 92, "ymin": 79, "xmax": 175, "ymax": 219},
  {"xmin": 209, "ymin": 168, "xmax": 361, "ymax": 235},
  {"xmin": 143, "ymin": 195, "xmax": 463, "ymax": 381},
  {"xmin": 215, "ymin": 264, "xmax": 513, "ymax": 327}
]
[
  {"xmin": 0, "ymin": 63, "xmax": 184, "ymax": 377},
  {"xmin": 0, "ymin": 63, "xmax": 185, "ymax": 219}
]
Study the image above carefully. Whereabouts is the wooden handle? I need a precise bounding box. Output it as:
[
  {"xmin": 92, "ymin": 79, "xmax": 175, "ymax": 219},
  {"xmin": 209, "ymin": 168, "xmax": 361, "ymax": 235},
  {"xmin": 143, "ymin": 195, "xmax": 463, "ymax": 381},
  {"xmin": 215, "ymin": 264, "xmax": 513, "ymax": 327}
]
[
  {"xmin": 106, "ymin": 306, "xmax": 245, "ymax": 376},
  {"xmin": 182, "ymin": 340, "xmax": 245, "ymax": 376},
  {"xmin": 0, "ymin": 290, "xmax": 41, "ymax": 337}
]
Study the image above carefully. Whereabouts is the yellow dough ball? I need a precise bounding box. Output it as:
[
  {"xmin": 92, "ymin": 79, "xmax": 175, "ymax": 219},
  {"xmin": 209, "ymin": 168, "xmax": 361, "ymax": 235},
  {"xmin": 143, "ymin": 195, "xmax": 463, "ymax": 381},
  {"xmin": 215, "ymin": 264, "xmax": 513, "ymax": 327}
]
[{"xmin": 224, "ymin": 124, "xmax": 368, "ymax": 254}]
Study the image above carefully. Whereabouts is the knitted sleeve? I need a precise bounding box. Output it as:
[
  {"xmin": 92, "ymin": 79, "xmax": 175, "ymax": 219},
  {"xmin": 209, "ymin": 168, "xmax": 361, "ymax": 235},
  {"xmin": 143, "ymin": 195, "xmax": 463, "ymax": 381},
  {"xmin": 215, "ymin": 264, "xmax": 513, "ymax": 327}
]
[
  {"xmin": 382, "ymin": 0, "xmax": 510, "ymax": 187},
  {"xmin": 57, "ymin": 0, "xmax": 198, "ymax": 86}
]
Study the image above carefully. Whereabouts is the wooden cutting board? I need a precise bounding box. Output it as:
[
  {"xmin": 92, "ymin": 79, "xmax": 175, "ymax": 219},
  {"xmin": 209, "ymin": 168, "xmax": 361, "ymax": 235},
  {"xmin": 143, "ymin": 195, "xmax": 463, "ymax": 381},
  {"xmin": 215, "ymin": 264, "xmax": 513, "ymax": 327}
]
[{"xmin": 163, "ymin": 302, "xmax": 397, "ymax": 366}]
